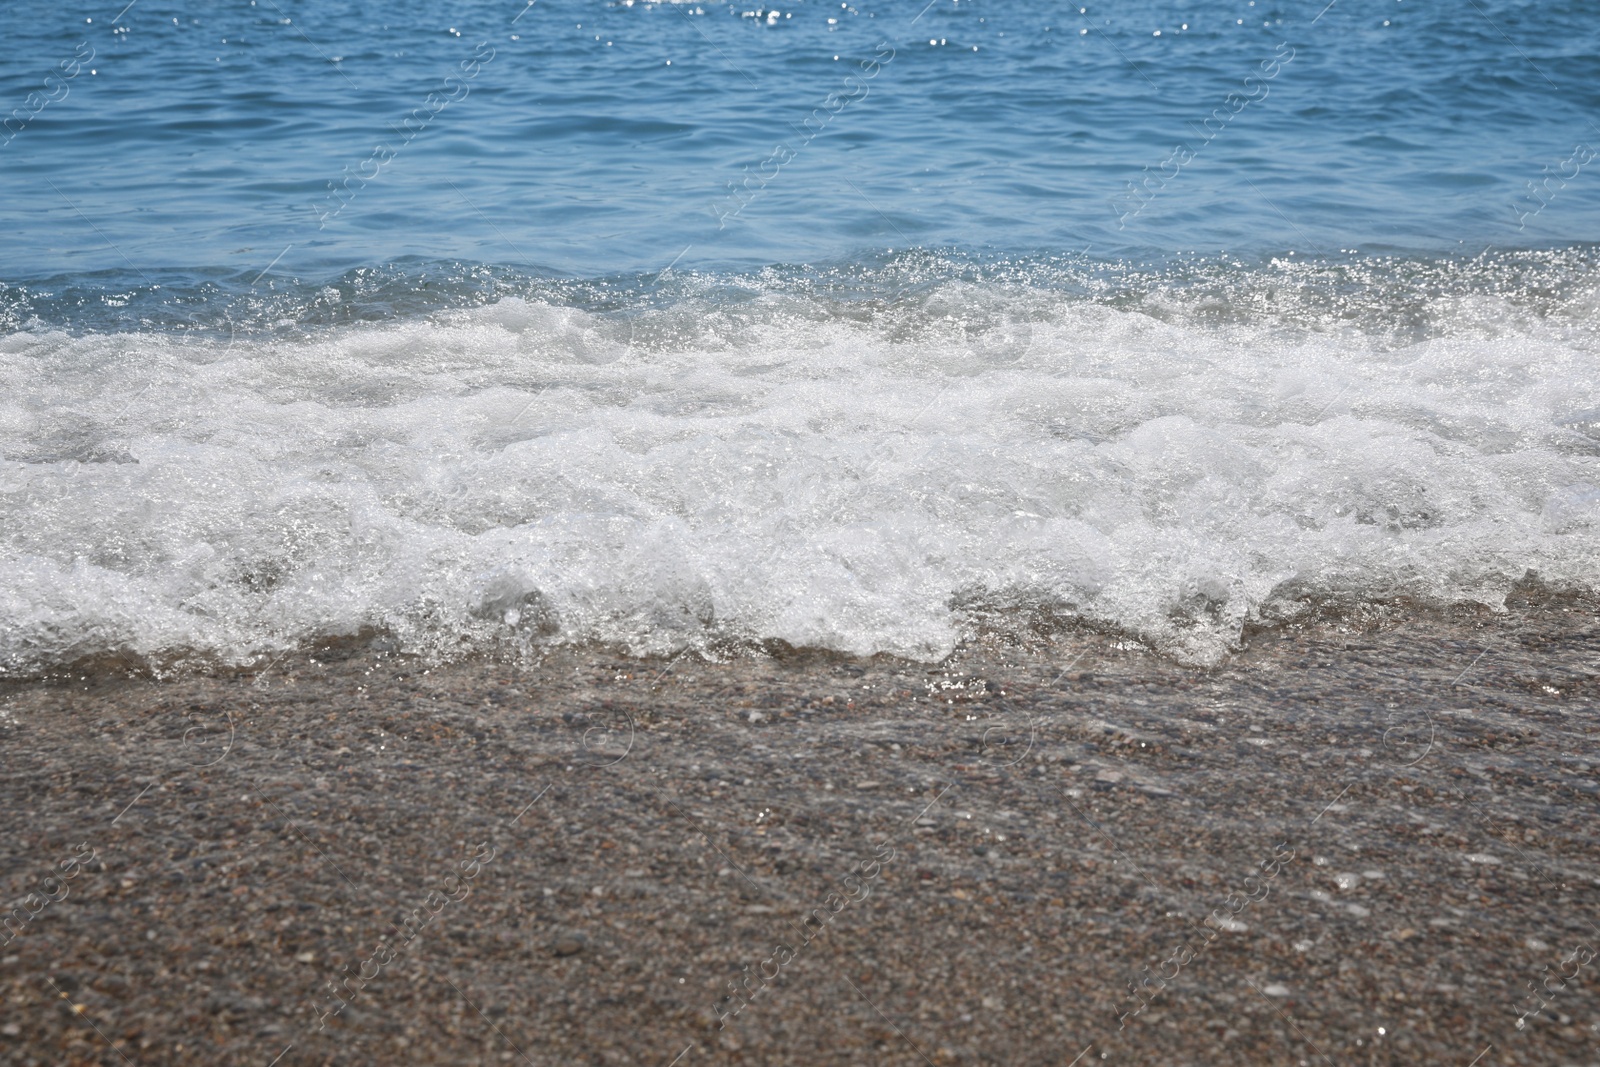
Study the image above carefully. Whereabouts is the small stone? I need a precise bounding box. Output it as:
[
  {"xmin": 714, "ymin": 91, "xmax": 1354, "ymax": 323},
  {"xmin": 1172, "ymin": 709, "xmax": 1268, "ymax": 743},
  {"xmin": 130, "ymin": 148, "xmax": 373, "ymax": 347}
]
[
  {"xmin": 551, "ymin": 933, "xmax": 587, "ymax": 957},
  {"xmin": 294, "ymin": 951, "xmax": 315, "ymax": 963},
  {"xmin": 1262, "ymin": 983, "xmax": 1291, "ymax": 997}
]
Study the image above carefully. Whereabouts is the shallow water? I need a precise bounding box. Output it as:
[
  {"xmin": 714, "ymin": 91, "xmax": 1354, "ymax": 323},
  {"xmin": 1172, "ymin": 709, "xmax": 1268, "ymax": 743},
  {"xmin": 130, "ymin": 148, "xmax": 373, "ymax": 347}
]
[
  {"xmin": 3, "ymin": 1, "xmax": 1599, "ymax": 673},
  {"xmin": 6, "ymin": 0, "xmax": 1599, "ymax": 276}
]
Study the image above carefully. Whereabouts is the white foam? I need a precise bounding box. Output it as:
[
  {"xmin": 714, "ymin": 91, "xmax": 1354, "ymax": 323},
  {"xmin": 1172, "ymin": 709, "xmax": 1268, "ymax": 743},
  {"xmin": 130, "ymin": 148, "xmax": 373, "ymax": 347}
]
[{"xmin": 3, "ymin": 284, "xmax": 1598, "ymax": 673}]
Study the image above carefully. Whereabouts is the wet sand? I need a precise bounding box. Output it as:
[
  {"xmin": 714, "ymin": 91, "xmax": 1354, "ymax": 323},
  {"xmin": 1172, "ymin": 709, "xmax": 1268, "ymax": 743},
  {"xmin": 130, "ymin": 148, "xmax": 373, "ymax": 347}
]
[{"xmin": 2, "ymin": 595, "xmax": 1598, "ymax": 1066}]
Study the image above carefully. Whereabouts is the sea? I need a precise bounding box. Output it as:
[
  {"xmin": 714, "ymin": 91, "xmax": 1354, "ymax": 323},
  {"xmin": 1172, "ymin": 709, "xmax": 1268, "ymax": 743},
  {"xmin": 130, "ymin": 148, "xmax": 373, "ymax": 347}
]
[{"xmin": 2, "ymin": 0, "xmax": 1598, "ymax": 675}]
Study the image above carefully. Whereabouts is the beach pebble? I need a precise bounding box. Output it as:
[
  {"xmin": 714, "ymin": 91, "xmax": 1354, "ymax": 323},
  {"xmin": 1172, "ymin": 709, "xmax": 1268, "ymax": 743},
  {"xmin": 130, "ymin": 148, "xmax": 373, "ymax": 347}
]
[
  {"xmin": 3, "ymin": 614, "xmax": 1591, "ymax": 1067},
  {"xmin": 551, "ymin": 932, "xmax": 588, "ymax": 957},
  {"xmin": 1092, "ymin": 769, "xmax": 1123, "ymax": 789}
]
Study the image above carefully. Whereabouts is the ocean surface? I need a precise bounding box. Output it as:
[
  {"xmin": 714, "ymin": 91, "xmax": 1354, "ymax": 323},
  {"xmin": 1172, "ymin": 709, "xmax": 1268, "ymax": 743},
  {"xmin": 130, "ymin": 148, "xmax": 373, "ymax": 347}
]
[{"xmin": 3, "ymin": 0, "xmax": 1599, "ymax": 674}]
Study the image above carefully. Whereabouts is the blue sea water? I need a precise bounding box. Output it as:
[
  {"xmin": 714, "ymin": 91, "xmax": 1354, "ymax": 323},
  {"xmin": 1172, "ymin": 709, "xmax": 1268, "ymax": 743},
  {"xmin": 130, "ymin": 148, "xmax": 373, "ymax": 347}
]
[{"xmin": 3, "ymin": 0, "xmax": 1599, "ymax": 673}]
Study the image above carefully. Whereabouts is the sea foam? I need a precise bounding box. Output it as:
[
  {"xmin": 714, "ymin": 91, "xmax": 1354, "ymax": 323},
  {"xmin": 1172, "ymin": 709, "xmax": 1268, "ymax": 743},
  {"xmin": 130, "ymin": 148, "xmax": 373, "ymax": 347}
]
[{"xmin": 3, "ymin": 258, "xmax": 1598, "ymax": 674}]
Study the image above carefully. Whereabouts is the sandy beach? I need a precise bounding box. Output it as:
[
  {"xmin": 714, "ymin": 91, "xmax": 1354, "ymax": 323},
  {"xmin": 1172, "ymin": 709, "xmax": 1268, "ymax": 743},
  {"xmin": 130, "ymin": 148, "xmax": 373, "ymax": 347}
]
[{"xmin": 2, "ymin": 589, "xmax": 1597, "ymax": 1066}]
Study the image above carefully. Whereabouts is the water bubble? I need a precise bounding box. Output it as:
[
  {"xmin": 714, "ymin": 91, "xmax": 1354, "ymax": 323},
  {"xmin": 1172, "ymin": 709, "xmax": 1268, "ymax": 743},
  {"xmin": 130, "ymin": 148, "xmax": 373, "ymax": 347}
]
[
  {"xmin": 575, "ymin": 706, "xmax": 636, "ymax": 768},
  {"xmin": 977, "ymin": 710, "xmax": 1037, "ymax": 767},
  {"xmin": 1380, "ymin": 707, "xmax": 1435, "ymax": 767},
  {"xmin": 179, "ymin": 708, "xmax": 235, "ymax": 768},
  {"xmin": 174, "ymin": 311, "xmax": 237, "ymax": 359},
  {"xmin": 971, "ymin": 314, "xmax": 1034, "ymax": 364}
]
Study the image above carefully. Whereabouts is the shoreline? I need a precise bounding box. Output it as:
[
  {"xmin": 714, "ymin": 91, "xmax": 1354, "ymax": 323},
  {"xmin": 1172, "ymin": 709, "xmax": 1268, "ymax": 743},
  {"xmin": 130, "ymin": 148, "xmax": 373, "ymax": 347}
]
[{"xmin": 2, "ymin": 603, "xmax": 1597, "ymax": 1065}]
